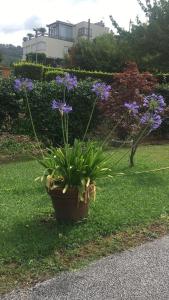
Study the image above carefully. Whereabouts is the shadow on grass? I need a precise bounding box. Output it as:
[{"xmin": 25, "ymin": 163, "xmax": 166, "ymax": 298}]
[
  {"xmin": 1, "ymin": 213, "xmax": 89, "ymax": 265},
  {"xmin": 99, "ymin": 169, "xmax": 167, "ymax": 190},
  {"xmin": 127, "ymin": 172, "xmax": 167, "ymax": 187}
]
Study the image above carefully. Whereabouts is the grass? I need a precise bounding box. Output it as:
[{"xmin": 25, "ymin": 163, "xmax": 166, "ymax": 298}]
[{"xmin": 1, "ymin": 144, "xmax": 169, "ymax": 294}]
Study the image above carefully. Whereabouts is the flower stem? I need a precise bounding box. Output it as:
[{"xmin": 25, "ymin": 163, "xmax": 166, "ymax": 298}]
[
  {"xmin": 112, "ymin": 123, "xmax": 150, "ymax": 167},
  {"xmin": 61, "ymin": 115, "xmax": 66, "ymax": 146},
  {"xmin": 24, "ymin": 90, "xmax": 44, "ymax": 158},
  {"xmin": 83, "ymin": 97, "xmax": 97, "ymax": 141},
  {"xmin": 101, "ymin": 116, "xmax": 124, "ymax": 147}
]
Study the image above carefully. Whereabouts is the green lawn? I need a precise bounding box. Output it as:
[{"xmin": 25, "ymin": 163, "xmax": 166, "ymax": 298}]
[{"xmin": 1, "ymin": 144, "xmax": 169, "ymax": 293}]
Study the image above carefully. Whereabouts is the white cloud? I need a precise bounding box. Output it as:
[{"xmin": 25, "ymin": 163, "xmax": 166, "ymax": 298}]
[
  {"xmin": 0, "ymin": 16, "xmax": 41, "ymax": 34},
  {"xmin": 24, "ymin": 15, "xmax": 42, "ymax": 30},
  {"xmin": 0, "ymin": 0, "xmax": 145, "ymax": 45}
]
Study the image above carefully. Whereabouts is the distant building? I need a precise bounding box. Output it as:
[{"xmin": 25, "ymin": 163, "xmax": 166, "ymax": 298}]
[{"xmin": 22, "ymin": 20, "xmax": 109, "ymax": 60}]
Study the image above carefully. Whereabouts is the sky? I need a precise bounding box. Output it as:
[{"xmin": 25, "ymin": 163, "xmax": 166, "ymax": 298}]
[{"xmin": 0, "ymin": 0, "xmax": 145, "ymax": 46}]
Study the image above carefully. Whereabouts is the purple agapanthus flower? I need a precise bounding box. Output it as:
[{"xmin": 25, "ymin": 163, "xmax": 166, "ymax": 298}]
[
  {"xmin": 52, "ymin": 100, "xmax": 72, "ymax": 114},
  {"xmin": 124, "ymin": 101, "xmax": 140, "ymax": 115},
  {"xmin": 151, "ymin": 114, "xmax": 162, "ymax": 130},
  {"xmin": 143, "ymin": 93, "xmax": 166, "ymax": 113},
  {"xmin": 140, "ymin": 112, "xmax": 162, "ymax": 131},
  {"xmin": 14, "ymin": 78, "xmax": 33, "ymax": 92},
  {"xmin": 56, "ymin": 73, "xmax": 77, "ymax": 91},
  {"xmin": 92, "ymin": 82, "xmax": 111, "ymax": 101}
]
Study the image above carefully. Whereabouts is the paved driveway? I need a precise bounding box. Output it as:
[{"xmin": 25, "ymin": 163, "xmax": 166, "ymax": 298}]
[{"xmin": 2, "ymin": 235, "xmax": 169, "ymax": 300}]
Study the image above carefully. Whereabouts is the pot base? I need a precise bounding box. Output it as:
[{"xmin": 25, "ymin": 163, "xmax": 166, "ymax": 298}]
[{"xmin": 48, "ymin": 185, "xmax": 95, "ymax": 222}]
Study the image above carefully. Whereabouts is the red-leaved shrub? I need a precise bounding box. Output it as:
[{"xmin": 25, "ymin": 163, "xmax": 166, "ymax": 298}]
[{"xmin": 99, "ymin": 62, "xmax": 157, "ymax": 139}]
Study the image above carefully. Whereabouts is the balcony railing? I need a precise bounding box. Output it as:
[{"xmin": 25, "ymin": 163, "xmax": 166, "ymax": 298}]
[{"xmin": 49, "ymin": 34, "xmax": 74, "ymax": 42}]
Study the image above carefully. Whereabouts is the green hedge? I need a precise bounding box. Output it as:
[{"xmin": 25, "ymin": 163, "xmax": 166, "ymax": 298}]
[
  {"xmin": 13, "ymin": 62, "xmax": 44, "ymax": 80},
  {"xmin": 1, "ymin": 76, "xmax": 169, "ymax": 142},
  {"xmin": 44, "ymin": 68, "xmax": 113, "ymax": 83},
  {"xmin": 13, "ymin": 62, "xmax": 113, "ymax": 83},
  {"xmin": 0, "ymin": 77, "xmax": 20, "ymax": 131},
  {"xmin": 155, "ymin": 73, "xmax": 169, "ymax": 84},
  {"xmin": 13, "ymin": 62, "xmax": 169, "ymax": 85},
  {"xmin": 0, "ymin": 77, "xmax": 100, "ymax": 145},
  {"xmin": 155, "ymin": 83, "xmax": 169, "ymax": 136}
]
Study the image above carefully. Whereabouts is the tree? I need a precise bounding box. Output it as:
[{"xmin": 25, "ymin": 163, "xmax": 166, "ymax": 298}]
[
  {"xmin": 38, "ymin": 27, "xmax": 46, "ymax": 36},
  {"xmin": 135, "ymin": 0, "xmax": 169, "ymax": 71},
  {"xmin": 0, "ymin": 51, "xmax": 2, "ymax": 63},
  {"xmin": 67, "ymin": 34, "xmax": 132, "ymax": 72},
  {"xmin": 99, "ymin": 62, "xmax": 157, "ymax": 139},
  {"xmin": 27, "ymin": 33, "xmax": 34, "ymax": 40},
  {"xmin": 109, "ymin": 0, "xmax": 169, "ymax": 72},
  {"xmin": 33, "ymin": 28, "xmax": 39, "ymax": 38},
  {"xmin": 0, "ymin": 44, "xmax": 22, "ymax": 66},
  {"xmin": 23, "ymin": 37, "xmax": 28, "ymax": 42}
]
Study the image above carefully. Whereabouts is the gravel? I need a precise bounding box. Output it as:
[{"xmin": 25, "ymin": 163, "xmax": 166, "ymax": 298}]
[{"xmin": 2, "ymin": 235, "xmax": 169, "ymax": 300}]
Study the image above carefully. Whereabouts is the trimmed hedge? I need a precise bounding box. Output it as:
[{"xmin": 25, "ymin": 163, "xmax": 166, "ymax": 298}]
[
  {"xmin": 13, "ymin": 62, "xmax": 44, "ymax": 80},
  {"xmin": 44, "ymin": 68, "xmax": 114, "ymax": 83},
  {"xmin": 13, "ymin": 62, "xmax": 169, "ymax": 85},
  {"xmin": 13, "ymin": 62, "xmax": 113, "ymax": 83}
]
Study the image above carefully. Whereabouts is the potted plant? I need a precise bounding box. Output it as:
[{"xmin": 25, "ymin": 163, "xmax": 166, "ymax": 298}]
[
  {"xmin": 36, "ymin": 75, "xmax": 111, "ymax": 221},
  {"xmin": 13, "ymin": 74, "xmax": 109, "ymax": 222},
  {"xmin": 39, "ymin": 139, "xmax": 109, "ymax": 221}
]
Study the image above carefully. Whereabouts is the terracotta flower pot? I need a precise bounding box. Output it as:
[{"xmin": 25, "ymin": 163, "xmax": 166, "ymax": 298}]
[{"xmin": 48, "ymin": 184, "xmax": 95, "ymax": 222}]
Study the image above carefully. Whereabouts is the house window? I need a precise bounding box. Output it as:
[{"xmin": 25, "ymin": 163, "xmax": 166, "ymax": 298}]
[
  {"xmin": 59, "ymin": 24, "xmax": 73, "ymax": 41},
  {"xmin": 78, "ymin": 27, "xmax": 92, "ymax": 37},
  {"xmin": 49, "ymin": 26, "xmax": 59, "ymax": 37}
]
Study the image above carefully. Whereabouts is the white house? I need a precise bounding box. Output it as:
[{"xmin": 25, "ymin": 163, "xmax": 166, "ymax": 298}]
[{"xmin": 22, "ymin": 20, "xmax": 109, "ymax": 60}]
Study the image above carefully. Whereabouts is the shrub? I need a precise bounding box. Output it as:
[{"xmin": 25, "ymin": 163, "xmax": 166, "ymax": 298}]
[
  {"xmin": 30, "ymin": 80, "xmax": 97, "ymax": 144},
  {"xmin": 0, "ymin": 77, "xmax": 20, "ymax": 131},
  {"xmin": 13, "ymin": 62, "xmax": 113, "ymax": 83},
  {"xmin": 99, "ymin": 62, "xmax": 157, "ymax": 139},
  {"xmin": 155, "ymin": 73, "xmax": 169, "ymax": 84},
  {"xmin": 26, "ymin": 52, "xmax": 47, "ymax": 65},
  {"xmin": 45, "ymin": 68, "xmax": 113, "ymax": 83},
  {"xmin": 13, "ymin": 62, "xmax": 169, "ymax": 85},
  {"xmin": 155, "ymin": 84, "xmax": 169, "ymax": 136},
  {"xmin": 0, "ymin": 77, "xmax": 100, "ymax": 144},
  {"xmin": 13, "ymin": 62, "xmax": 44, "ymax": 80},
  {"xmin": 43, "ymin": 69, "xmax": 65, "ymax": 80}
]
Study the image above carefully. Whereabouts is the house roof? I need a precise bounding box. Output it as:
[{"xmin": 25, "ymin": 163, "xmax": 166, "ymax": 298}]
[{"xmin": 47, "ymin": 20, "xmax": 74, "ymax": 27}]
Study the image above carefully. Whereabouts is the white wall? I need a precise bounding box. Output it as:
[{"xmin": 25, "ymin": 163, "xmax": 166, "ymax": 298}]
[
  {"xmin": 74, "ymin": 21, "xmax": 109, "ymax": 40},
  {"xmin": 22, "ymin": 22, "xmax": 109, "ymax": 59},
  {"xmin": 22, "ymin": 36, "xmax": 73, "ymax": 59}
]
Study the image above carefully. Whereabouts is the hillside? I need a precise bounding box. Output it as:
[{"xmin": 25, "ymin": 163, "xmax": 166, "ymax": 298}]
[{"xmin": 0, "ymin": 44, "xmax": 22, "ymax": 66}]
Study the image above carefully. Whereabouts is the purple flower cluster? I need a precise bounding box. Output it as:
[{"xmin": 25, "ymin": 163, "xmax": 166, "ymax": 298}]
[
  {"xmin": 143, "ymin": 93, "xmax": 166, "ymax": 113},
  {"xmin": 92, "ymin": 82, "xmax": 111, "ymax": 101},
  {"xmin": 56, "ymin": 73, "xmax": 77, "ymax": 90},
  {"xmin": 140, "ymin": 113, "xmax": 162, "ymax": 131},
  {"xmin": 14, "ymin": 78, "xmax": 33, "ymax": 92},
  {"xmin": 124, "ymin": 93, "xmax": 166, "ymax": 132},
  {"xmin": 124, "ymin": 101, "xmax": 140, "ymax": 115},
  {"xmin": 52, "ymin": 100, "xmax": 72, "ymax": 114}
]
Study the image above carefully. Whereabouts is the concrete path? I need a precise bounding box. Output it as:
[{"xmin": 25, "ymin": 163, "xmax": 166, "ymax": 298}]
[{"xmin": 2, "ymin": 235, "xmax": 169, "ymax": 300}]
